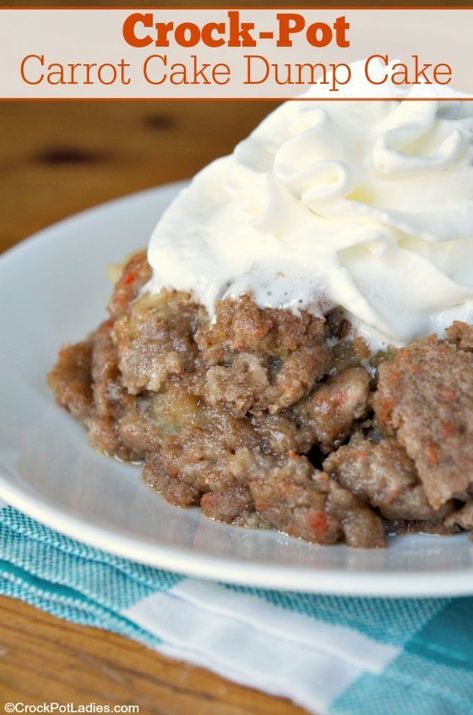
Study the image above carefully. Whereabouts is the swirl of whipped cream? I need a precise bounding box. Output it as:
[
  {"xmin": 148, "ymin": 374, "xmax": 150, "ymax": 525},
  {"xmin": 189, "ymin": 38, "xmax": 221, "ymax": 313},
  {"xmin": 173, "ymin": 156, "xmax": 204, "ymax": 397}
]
[{"xmin": 148, "ymin": 62, "xmax": 473, "ymax": 347}]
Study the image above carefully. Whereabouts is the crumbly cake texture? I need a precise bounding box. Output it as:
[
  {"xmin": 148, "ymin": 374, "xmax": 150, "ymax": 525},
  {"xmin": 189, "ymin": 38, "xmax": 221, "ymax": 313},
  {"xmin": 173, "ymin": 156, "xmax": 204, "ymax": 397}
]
[{"xmin": 48, "ymin": 251, "xmax": 473, "ymax": 548}]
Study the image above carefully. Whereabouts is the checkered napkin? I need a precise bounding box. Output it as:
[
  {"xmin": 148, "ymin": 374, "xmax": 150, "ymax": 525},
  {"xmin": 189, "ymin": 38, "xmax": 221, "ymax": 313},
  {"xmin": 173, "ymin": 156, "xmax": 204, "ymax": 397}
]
[{"xmin": 0, "ymin": 500, "xmax": 472, "ymax": 715}]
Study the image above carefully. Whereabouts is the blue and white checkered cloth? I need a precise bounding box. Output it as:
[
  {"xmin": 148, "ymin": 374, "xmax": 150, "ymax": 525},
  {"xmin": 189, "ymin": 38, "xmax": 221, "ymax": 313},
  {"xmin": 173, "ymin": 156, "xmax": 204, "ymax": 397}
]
[{"xmin": 0, "ymin": 498, "xmax": 472, "ymax": 715}]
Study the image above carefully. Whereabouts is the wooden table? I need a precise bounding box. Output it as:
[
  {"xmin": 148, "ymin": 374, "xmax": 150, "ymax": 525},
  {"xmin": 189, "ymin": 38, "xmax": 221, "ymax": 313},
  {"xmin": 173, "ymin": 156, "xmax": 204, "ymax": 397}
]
[{"xmin": 0, "ymin": 91, "xmax": 308, "ymax": 714}]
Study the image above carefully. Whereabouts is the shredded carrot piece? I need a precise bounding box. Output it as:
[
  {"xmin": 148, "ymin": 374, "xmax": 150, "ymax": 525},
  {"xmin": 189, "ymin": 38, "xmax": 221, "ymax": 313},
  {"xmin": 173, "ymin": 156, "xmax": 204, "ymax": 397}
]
[
  {"xmin": 437, "ymin": 388, "xmax": 457, "ymax": 402},
  {"xmin": 123, "ymin": 271, "xmax": 135, "ymax": 286},
  {"xmin": 308, "ymin": 511, "xmax": 329, "ymax": 535},
  {"xmin": 426, "ymin": 443, "xmax": 441, "ymax": 466}
]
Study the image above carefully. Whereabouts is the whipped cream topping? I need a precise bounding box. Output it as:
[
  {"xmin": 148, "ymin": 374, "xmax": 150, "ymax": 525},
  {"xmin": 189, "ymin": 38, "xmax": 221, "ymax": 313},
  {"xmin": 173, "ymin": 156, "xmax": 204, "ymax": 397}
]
[{"xmin": 148, "ymin": 61, "xmax": 473, "ymax": 347}]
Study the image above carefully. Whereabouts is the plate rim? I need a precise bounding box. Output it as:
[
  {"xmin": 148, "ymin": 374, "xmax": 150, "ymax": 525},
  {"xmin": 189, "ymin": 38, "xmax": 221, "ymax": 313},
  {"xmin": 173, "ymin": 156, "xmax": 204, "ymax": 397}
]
[
  {"xmin": 1, "ymin": 183, "xmax": 473, "ymax": 599},
  {"xmin": 2, "ymin": 469, "xmax": 473, "ymax": 598}
]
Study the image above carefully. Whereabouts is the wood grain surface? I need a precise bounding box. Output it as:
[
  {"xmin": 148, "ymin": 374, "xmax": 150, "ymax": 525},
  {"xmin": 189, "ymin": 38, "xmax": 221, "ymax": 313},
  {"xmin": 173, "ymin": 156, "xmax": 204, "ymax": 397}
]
[
  {"xmin": 1, "ymin": 100, "xmax": 271, "ymax": 252},
  {"xmin": 0, "ymin": 598, "xmax": 306, "ymax": 714}
]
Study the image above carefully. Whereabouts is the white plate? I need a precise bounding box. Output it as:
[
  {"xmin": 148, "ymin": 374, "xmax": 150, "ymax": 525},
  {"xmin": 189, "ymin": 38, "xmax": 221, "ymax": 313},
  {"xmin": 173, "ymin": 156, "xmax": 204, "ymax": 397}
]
[{"xmin": 1, "ymin": 182, "xmax": 473, "ymax": 598}]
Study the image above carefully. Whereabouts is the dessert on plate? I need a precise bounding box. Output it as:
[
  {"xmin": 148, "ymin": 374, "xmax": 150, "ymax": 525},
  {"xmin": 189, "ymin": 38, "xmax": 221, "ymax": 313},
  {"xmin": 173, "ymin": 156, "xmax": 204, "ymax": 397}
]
[{"xmin": 48, "ymin": 74, "xmax": 473, "ymax": 548}]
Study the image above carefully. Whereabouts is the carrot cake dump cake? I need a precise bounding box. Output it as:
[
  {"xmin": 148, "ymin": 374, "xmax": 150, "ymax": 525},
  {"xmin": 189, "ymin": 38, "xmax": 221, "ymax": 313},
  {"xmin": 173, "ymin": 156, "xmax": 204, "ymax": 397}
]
[{"xmin": 48, "ymin": 73, "xmax": 473, "ymax": 548}]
